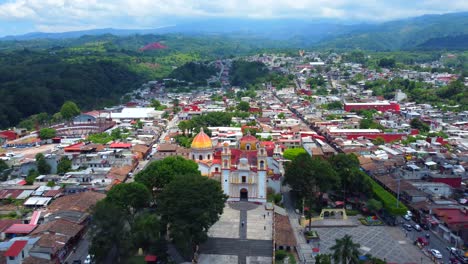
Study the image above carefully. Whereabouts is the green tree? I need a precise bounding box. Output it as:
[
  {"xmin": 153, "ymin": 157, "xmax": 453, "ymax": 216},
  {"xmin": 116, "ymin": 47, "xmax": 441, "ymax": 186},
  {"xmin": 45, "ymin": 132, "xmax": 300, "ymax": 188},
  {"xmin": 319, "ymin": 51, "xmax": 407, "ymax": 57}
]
[
  {"xmin": 131, "ymin": 212, "xmax": 166, "ymax": 256},
  {"xmin": 60, "ymin": 101, "xmax": 81, "ymax": 121},
  {"xmin": 90, "ymin": 200, "xmax": 132, "ymax": 263},
  {"xmin": 410, "ymin": 118, "xmax": 430, "ymax": 132},
  {"xmin": 38, "ymin": 128, "xmax": 56, "ymax": 140},
  {"xmin": 366, "ymin": 198, "xmax": 383, "ymax": 213},
  {"xmin": 106, "ymin": 182, "xmax": 151, "ymax": 217},
  {"xmin": 277, "ymin": 112, "xmax": 286, "ymax": 119},
  {"xmin": 25, "ymin": 169, "xmax": 39, "ymax": 185},
  {"xmin": 282, "ymin": 148, "xmax": 307, "ymax": 161},
  {"xmin": 158, "ymin": 174, "xmax": 227, "ymax": 258},
  {"xmin": 330, "ymin": 235, "xmax": 360, "ymax": 264},
  {"xmin": 35, "ymin": 153, "xmax": 51, "ymax": 175},
  {"xmin": 330, "ymin": 153, "xmax": 372, "ymax": 199},
  {"xmin": 56, "ymin": 157, "xmax": 72, "ymax": 174},
  {"xmin": 0, "ymin": 160, "xmax": 8, "ymax": 172},
  {"xmin": 283, "ymin": 154, "xmax": 339, "ymax": 229},
  {"xmin": 372, "ymin": 137, "xmax": 385, "ymax": 145},
  {"xmin": 46, "ymin": 181, "xmax": 56, "ymax": 187},
  {"xmin": 237, "ymin": 101, "xmax": 250, "ymax": 112},
  {"xmin": 135, "ymin": 156, "xmax": 200, "ymax": 199},
  {"xmin": 315, "ymin": 254, "xmax": 332, "ymax": 264}
]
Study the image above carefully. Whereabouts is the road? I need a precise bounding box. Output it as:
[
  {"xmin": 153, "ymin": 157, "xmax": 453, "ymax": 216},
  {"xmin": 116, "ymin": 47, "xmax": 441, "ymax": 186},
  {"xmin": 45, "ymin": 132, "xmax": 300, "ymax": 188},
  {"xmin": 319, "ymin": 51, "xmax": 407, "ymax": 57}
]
[
  {"xmin": 282, "ymin": 187, "xmax": 316, "ymax": 264},
  {"xmin": 64, "ymin": 231, "xmax": 90, "ymax": 264},
  {"xmin": 399, "ymin": 216, "xmax": 452, "ymax": 263}
]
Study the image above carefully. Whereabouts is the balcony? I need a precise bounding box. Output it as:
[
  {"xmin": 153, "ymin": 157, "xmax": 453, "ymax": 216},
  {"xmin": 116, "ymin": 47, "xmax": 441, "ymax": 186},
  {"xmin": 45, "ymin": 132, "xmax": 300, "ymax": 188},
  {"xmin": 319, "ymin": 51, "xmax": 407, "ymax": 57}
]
[{"xmin": 229, "ymin": 176, "xmax": 257, "ymax": 184}]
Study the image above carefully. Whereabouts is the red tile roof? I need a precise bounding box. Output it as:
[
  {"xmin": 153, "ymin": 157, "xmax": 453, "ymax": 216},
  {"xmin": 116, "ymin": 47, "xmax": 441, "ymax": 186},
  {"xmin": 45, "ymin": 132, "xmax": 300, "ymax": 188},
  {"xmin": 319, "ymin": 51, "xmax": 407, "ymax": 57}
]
[
  {"xmin": 4, "ymin": 224, "xmax": 36, "ymax": 234},
  {"xmin": 0, "ymin": 219, "xmax": 22, "ymax": 232},
  {"xmin": 4, "ymin": 240, "xmax": 27, "ymax": 257},
  {"xmin": 110, "ymin": 143, "xmax": 132, "ymax": 148}
]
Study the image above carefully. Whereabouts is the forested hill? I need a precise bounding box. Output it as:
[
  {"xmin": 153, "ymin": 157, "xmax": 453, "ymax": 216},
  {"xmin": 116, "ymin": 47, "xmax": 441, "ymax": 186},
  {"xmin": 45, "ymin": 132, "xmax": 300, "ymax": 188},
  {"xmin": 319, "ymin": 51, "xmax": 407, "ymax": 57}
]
[
  {"xmin": 0, "ymin": 50, "xmax": 147, "ymax": 128},
  {"xmin": 316, "ymin": 12, "xmax": 468, "ymax": 51},
  {"xmin": 417, "ymin": 35, "xmax": 468, "ymax": 50}
]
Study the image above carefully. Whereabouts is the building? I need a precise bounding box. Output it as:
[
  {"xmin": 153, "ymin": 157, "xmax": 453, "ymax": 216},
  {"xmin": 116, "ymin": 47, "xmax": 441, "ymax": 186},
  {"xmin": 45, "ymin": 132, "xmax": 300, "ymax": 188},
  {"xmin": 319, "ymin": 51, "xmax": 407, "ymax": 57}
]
[
  {"xmin": 344, "ymin": 101, "xmax": 400, "ymax": 113},
  {"xmin": 190, "ymin": 130, "xmax": 268, "ymax": 203}
]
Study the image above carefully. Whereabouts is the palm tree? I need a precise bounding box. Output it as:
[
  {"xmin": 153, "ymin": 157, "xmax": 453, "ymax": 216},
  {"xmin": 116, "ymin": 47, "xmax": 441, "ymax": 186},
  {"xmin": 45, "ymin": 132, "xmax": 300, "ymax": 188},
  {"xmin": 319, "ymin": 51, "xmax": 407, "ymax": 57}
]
[
  {"xmin": 330, "ymin": 234, "xmax": 361, "ymax": 264},
  {"xmin": 315, "ymin": 254, "xmax": 332, "ymax": 264}
]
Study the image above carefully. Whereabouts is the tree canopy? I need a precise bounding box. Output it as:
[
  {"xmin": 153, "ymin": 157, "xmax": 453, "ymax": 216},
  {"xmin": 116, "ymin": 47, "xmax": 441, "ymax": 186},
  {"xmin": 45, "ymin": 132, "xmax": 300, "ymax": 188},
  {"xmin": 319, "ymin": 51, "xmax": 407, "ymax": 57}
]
[
  {"xmin": 282, "ymin": 148, "xmax": 307, "ymax": 161},
  {"xmin": 135, "ymin": 156, "xmax": 200, "ymax": 198},
  {"xmin": 39, "ymin": 128, "xmax": 56, "ymax": 140},
  {"xmin": 60, "ymin": 101, "xmax": 81, "ymax": 120},
  {"xmin": 158, "ymin": 174, "xmax": 227, "ymax": 258},
  {"xmin": 330, "ymin": 235, "xmax": 360, "ymax": 264},
  {"xmin": 56, "ymin": 157, "xmax": 72, "ymax": 174},
  {"xmin": 35, "ymin": 153, "xmax": 51, "ymax": 175}
]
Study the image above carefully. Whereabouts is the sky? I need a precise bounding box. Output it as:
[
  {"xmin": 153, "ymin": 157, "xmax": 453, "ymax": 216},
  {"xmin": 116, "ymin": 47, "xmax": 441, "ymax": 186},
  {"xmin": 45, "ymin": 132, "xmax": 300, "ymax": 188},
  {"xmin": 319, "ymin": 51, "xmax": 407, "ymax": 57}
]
[{"xmin": 0, "ymin": 0, "xmax": 467, "ymax": 36}]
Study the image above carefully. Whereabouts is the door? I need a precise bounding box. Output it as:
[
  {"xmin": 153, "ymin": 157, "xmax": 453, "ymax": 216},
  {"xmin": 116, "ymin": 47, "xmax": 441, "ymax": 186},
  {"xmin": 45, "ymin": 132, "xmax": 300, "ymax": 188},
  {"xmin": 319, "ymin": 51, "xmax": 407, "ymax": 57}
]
[{"xmin": 240, "ymin": 188, "xmax": 248, "ymax": 201}]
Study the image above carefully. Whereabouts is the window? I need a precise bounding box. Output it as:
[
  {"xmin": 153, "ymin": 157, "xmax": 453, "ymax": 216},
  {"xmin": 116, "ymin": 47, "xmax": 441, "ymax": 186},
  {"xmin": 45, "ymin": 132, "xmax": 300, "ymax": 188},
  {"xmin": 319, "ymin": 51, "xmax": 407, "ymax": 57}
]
[
  {"xmin": 192, "ymin": 155, "xmax": 195, "ymax": 160},
  {"xmin": 242, "ymin": 176, "xmax": 246, "ymax": 183},
  {"xmin": 224, "ymin": 160, "xmax": 228, "ymax": 167},
  {"xmin": 246, "ymin": 144, "xmax": 251, "ymax": 150},
  {"xmin": 208, "ymin": 154, "xmax": 211, "ymax": 160},
  {"xmin": 260, "ymin": 160, "xmax": 265, "ymax": 169},
  {"xmin": 199, "ymin": 155, "xmax": 203, "ymax": 160},
  {"xmin": 215, "ymin": 167, "xmax": 219, "ymax": 172}
]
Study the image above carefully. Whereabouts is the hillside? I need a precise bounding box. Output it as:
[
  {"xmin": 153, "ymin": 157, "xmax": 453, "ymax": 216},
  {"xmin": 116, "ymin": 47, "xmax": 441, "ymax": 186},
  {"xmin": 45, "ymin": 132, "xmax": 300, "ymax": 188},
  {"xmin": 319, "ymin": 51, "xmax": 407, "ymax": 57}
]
[
  {"xmin": 417, "ymin": 35, "xmax": 468, "ymax": 50},
  {"xmin": 316, "ymin": 12, "xmax": 468, "ymax": 51}
]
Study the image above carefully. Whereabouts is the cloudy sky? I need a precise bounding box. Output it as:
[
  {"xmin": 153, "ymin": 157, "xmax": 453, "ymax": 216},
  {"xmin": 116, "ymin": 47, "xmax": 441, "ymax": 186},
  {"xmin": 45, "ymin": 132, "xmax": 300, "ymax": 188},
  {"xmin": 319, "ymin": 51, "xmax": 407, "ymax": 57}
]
[{"xmin": 0, "ymin": 0, "xmax": 467, "ymax": 36}]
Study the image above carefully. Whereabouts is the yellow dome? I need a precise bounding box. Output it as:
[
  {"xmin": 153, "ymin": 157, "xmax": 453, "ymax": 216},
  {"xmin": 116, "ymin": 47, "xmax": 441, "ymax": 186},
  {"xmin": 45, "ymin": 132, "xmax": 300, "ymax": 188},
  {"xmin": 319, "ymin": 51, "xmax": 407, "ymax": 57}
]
[{"xmin": 191, "ymin": 129, "xmax": 213, "ymax": 149}]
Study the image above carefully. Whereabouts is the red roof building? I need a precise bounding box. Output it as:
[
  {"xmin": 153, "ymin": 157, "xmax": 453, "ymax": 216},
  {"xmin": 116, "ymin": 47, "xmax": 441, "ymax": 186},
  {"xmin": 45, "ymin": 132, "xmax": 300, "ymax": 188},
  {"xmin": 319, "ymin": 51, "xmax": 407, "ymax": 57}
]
[
  {"xmin": 4, "ymin": 224, "xmax": 36, "ymax": 235},
  {"xmin": 4, "ymin": 240, "xmax": 27, "ymax": 257},
  {"xmin": 110, "ymin": 143, "xmax": 132, "ymax": 149},
  {"xmin": 0, "ymin": 131, "xmax": 18, "ymax": 141},
  {"xmin": 344, "ymin": 101, "xmax": 400, "ymax": 113}
]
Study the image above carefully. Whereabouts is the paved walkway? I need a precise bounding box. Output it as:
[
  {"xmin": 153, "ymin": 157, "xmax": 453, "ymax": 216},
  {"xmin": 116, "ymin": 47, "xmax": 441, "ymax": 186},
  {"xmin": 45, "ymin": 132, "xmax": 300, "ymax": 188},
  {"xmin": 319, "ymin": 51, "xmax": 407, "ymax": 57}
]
[{"xmin": 199, "ymin": 202, "xmax": 273, "ymax": 264}]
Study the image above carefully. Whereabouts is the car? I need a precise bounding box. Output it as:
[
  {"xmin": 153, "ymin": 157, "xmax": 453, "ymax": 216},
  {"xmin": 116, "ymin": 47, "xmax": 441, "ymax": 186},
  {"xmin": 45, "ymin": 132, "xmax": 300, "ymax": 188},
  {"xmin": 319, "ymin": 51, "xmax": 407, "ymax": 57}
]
[
  {"xmin": 84, "ymin": 255, "xmax": 92, "ymax": 264},
  {"xmin": 407, "ymin": 210, "xmax": 413, "ymax": 217},
  {"xmin": 430, "ymin": 249, "xmax": 443, "ymax": 259},
  {"xmin": 403, "ymin": 224, "xmax": 412, "ymax": 231},
  {"xmin": 416, "ymin": 237, "xmax": 429, "ymax": 246},
  {"xmin": 413, "ymin": 224, "xmax": 422, "ymax": 231},
  {"xmin": 72, "ymin": 260, "xmax": 81, "ymax": 264},
  {"xmin": 447, "ymin": 247, "xmax": 457, "ymax": 254},
  {"xmin": 403, "ymin": 214, "xmax": 411, "ymax": 221}
]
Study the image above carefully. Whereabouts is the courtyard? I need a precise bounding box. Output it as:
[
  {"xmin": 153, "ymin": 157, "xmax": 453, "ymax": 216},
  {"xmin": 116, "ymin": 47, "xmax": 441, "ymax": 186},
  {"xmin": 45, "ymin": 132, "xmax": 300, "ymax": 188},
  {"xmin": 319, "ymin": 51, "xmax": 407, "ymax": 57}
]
[
  {"xmin": 314, "ymin": 223, "xmax": 429, "ymax": 263},
  {"xmin": 199, "ymin": 202, "xmax": 273, "ymax": 264}
]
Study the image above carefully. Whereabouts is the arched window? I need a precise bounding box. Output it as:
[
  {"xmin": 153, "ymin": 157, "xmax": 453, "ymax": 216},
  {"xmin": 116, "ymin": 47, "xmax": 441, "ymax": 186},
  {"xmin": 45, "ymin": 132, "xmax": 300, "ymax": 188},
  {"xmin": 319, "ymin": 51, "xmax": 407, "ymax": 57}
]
[
  {"xmin": 199, "ymin": 155, "xmax": 203, "ymax": 160},
  {"xmin": 246, "ymin": 144, "xmax": 251, "ymax": 151},
  {"xmin": 224, "ymin": 160, "xmax": 228, "ymax": 168},
  {"xmin": 192, "ymin": 155, "xmax": 195, "ymax": 160},
  {"xmin": 260, "ymin": 160, "xmax": 265, "ymax": 169},
  {"xmin": 215, "ymin": 167, "xmax": 219, "ymax": 172},
  {"xmin": 207, "ymin": 154, "xmax": 211, "ymax": 160},
  {"xmin": 261, "ymin": 149, "xmax": 264, "ymax": 155}
]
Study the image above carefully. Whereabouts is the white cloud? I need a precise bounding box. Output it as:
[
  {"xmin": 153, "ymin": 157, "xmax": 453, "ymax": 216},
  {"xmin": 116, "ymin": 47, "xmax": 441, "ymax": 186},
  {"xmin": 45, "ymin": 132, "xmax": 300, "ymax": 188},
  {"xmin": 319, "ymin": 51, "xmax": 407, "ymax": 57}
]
[{"xmin": 0, "ymin": 0, "xmax": 467, "ymax": 33}]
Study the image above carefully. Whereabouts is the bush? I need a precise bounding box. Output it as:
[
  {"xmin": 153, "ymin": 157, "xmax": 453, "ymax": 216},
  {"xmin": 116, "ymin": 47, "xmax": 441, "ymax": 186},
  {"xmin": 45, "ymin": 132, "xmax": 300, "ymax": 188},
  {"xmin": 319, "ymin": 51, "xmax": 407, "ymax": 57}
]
[
  {"xmin": 275, "ymin": 250, "xmax": 287, "ymax": 261},
  {"xmin": 365, "ymin": 174, "xmax": 407, "ymax": 216},
  {"xmin": 345, "ymin": 210, "xmax": 360, "ymax": 216}
]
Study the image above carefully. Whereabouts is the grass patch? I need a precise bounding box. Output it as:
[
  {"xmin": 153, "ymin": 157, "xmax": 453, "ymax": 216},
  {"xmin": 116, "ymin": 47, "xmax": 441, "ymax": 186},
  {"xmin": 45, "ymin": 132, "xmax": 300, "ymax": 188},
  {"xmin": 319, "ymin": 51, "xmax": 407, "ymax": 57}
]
[
  {"xmin": 345, "ymin": 209, "xmax": 360, "ymax": 216},
  {"xmin": 359, "ymin": 217, "xmax": 384, "ymax": 226},
  {"xmin": 126, "ymin": 255, "xmax": 145, "ymax": 264}
]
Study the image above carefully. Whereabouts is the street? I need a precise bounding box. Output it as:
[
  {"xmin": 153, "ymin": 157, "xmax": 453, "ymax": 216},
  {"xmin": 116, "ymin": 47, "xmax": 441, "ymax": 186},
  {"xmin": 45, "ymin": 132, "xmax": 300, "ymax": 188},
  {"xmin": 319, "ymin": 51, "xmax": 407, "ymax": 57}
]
[
  {"xmin": 64, "ymin": 231, "xmax": 90, "ymax": 263},
  {"xmin": 399, "ymin": 217, "xmax": 452, "ymax": 263}
]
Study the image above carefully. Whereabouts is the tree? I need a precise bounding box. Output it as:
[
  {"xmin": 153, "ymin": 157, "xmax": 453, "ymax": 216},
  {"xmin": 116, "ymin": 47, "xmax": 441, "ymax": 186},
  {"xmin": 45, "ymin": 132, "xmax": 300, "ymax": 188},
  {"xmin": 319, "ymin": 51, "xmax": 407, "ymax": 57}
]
[
  {"xmin": 410, "ymin": 118, "xmax": 430, "ymax": 133},
  {"xmin": 131, "ymin": 213, "xmax": 166, "ymax": 256},
  {"xmin": 283, "ymin": 154, "xmax": 339, "ymax": 229},
  {"xmin": 135, "ymin": 156, "xmax": 200, "ymax": 199},
  {"xmin": 366, "ymin": 199, "xmax": 383, "ymax": 213},
  {"xmin": 25, "ymin": 169, "xmax": 39, "ymax": 185},
  {"xmin": 106, "ymin": 182, "xmax": 151, "ymax": 217},
  {"xmin": 330, "ymin": 235, "xmax": 360, "ymax": 264},
  {"xmin": 237, "ymin": 101, "xmax": 250, "ymax": 112},
  {"xmin": 372, "ymin": 137, "xmax": 385, "ymax": 145},
  {"xmin": 46, "ymin": 181, "xmax": 56, "ymax": 187},
  {"xmin": 330, "ymin": 154, "xmax": 372, "ymax": 199},
  {"xmin": 0, "ymin": 160, "xmax": 8, "ymax": 172},
  {"xmin": 315, "ymin": 254, "xmax": 332, "ymax": 264},
  {"xmin": 35, "ymin": 153, "xmax": 50, "ymax": 175},
  {"xmin": 60, "ymin": 101, "xmax": 80, "ymax": 121},
  {"xmin": 282, "ymin": 148, "xmax": 307, "ymax": 161},
  {"xmin": 38, "ymin": 128, "xmax": 56, "ymax": 140},
  {"xmin": 277, "ymin": 112, "xmax": 286, "ymax": 119},
  {"xmin": 90, "ymin": 200, "xmax": 132, "ymax": 263},
  {"xmin": 158, "ymin": 174, "xmax": 227, "ymax": 259},
  {"xmin": 56, "ymin": 157, "xmax": 72, "ymax": 174}
]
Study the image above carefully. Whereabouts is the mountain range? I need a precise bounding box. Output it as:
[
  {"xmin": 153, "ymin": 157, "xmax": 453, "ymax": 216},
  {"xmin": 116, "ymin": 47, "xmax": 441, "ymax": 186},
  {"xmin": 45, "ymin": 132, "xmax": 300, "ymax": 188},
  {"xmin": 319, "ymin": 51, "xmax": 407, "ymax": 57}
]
[{"xmin": 1, "ymin": 12, "xmax": 468, "ymax": 51}]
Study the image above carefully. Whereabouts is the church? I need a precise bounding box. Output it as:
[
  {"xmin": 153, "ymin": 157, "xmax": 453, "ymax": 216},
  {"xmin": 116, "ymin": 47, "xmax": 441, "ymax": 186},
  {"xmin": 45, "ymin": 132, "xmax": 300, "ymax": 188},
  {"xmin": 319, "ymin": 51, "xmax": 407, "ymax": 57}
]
[{"xmin": 190, "ymin": 129, "xmax": 279, "ymax": 203}]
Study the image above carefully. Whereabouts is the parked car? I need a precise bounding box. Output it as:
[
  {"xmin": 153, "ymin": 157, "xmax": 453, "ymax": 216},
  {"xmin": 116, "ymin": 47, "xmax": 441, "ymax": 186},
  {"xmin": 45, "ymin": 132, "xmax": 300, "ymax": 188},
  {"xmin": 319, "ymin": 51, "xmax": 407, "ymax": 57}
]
[
  {"xmin": 84, "ymin": 255, "xmax": 92, "ymax": 264},
  {"xmin": 403, "ymin": 224, "xmax": 412, "ymax": 231},
  {"xmin": 430, "ymin": 249, "xmax": 443, "ymax": 259},
  {"xmin": 447, "ymin": 247, "xmax": 457, "ymax": 254},
  {"xmin": 413, "ymin": 224, "xmax": 422, "ymax": 231},
  {"xmin": 416, "ymin": 237, "xmax": 429, "ymax": 246},
  {"xmin": 403, "ymin": 214, "xmax": 411, "ymax": 221}
]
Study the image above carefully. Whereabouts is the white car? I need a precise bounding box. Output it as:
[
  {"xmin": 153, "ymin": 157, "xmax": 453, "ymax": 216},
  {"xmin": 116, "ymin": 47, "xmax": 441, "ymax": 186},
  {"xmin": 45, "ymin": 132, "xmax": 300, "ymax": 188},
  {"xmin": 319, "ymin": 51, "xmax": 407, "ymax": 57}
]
[
  {"xmin": 403, "ymin": 214, "xmax": 411, "ymax": 221},
  {"xmin": 84, "ymin": 255, "xmax": 92, "ymax": 264},
  {"xmin": 430, "ymin": 249, "xmax": 443, "ymax": 259}
]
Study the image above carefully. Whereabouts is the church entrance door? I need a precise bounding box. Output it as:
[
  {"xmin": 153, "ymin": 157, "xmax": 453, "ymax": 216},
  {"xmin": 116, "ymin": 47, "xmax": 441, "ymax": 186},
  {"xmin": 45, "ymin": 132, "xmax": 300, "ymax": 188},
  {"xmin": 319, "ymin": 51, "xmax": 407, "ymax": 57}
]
[{"xmin": 240, "ymin": 188, "xmax": 248, "ymax": 201}]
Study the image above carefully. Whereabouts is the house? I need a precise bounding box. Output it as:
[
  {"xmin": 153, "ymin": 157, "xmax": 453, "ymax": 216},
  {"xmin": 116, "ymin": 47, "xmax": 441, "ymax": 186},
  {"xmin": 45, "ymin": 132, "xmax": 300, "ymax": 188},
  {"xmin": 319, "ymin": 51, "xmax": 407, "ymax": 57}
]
[
  {"xmin": 0, "ymin": 220, "xmax": 21, "ymax": 241},
  {"xmin": 45, "ymin": 191, "xmax": 105, "ymax": 224},
  {"xmin": 274, "ymin": 206, "xmax": 296, "ymax": 251}
]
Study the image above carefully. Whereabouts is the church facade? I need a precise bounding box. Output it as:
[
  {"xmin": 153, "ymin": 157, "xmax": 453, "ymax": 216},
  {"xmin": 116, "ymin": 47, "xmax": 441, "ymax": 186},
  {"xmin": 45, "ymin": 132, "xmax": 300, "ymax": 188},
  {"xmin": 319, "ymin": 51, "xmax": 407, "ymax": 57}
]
[{"xmin": 190, "ymin": 130, "xmax": 268, "ymax": 203}]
